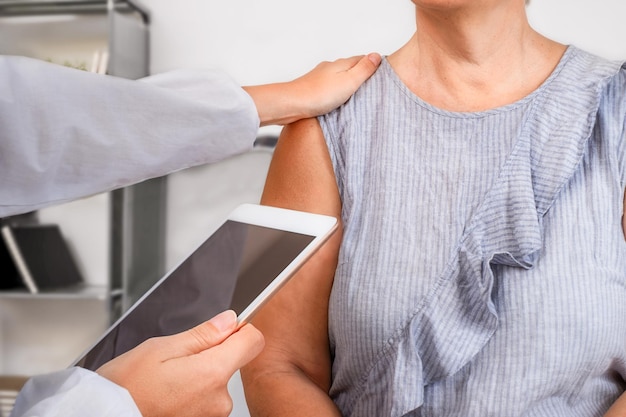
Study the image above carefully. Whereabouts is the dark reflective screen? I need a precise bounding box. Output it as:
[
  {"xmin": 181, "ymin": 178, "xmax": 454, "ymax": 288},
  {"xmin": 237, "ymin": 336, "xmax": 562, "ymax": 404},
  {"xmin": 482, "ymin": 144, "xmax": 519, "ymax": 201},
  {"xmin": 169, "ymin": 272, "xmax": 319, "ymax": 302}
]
[{"xmin": 75, "ymin": 220, "xmax": 314, "ymax": 371}]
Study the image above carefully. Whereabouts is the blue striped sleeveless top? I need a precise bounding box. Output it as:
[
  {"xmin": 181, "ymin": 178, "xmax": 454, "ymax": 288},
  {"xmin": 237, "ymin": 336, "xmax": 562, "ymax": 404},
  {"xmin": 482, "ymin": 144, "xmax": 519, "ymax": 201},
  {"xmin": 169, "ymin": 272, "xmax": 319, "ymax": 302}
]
[{"xmin": 319, "ymin": 46, "xmax": 626, "ymax": 417}]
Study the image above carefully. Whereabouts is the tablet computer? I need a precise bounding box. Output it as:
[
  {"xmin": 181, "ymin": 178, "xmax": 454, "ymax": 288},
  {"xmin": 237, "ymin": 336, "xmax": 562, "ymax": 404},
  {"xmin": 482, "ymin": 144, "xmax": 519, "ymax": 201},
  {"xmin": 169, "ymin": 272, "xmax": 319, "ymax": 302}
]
[{"xmin": 73, "ymin": 203, "xmax": 337, "ymax": 371}]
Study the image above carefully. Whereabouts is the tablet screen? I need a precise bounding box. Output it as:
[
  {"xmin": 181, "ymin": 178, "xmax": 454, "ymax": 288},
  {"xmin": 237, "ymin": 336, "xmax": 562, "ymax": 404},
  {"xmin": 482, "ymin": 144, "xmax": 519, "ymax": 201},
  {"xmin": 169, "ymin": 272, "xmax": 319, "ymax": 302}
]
[{"xmin": 75, "ymin": 220, "xmax": 314, "ymax": 371}]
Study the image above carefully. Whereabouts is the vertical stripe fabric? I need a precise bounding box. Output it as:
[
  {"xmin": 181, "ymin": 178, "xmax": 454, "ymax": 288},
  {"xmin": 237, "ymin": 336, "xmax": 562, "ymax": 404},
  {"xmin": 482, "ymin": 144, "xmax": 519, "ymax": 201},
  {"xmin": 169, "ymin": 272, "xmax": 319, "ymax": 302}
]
[{"xmin": 319, "ymin": 46, "xmax": 626, "ymax": 417}]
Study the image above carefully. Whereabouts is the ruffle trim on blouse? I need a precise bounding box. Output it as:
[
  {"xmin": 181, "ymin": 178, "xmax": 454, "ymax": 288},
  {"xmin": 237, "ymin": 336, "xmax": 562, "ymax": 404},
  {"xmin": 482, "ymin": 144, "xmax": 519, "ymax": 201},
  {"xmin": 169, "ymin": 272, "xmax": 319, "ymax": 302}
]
[{"xmin": 344, "ymin": 48, "xmax": 624, "ymax": 417}]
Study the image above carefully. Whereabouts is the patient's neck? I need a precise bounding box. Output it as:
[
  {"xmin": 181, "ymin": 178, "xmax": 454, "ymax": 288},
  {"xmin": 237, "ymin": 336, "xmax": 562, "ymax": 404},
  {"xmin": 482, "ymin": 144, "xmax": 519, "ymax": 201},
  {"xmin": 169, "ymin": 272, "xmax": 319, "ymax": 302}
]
[{"xmin": 388, "ymin": 5, "xmax": 566, "ymax": 112}]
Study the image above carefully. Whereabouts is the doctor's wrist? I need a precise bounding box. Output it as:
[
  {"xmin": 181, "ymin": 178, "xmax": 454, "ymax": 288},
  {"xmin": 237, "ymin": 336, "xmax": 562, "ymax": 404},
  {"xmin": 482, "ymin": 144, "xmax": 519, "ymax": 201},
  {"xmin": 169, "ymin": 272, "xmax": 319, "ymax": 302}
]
[{"xmin": 242, "ymin": 83, "xmax": 305, "ymax": 127}]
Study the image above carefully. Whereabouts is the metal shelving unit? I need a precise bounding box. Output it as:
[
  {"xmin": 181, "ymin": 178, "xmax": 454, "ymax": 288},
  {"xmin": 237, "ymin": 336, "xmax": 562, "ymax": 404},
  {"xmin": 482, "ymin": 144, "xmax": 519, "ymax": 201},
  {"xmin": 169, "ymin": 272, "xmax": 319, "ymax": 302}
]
[
  {"xmin": 0, "ymin": 0, "xmax": 149, "ymax": 20},
  {"xmin": 0, "ymin": 285, "xmax": 112, "ymax": 300},
  {"xmin": 0, "ymin": 5, "xmax": 165, "ymax": 414},
  {"xmin": 0, "ymin": 0, "xmax": 163, "ymax": 323}
]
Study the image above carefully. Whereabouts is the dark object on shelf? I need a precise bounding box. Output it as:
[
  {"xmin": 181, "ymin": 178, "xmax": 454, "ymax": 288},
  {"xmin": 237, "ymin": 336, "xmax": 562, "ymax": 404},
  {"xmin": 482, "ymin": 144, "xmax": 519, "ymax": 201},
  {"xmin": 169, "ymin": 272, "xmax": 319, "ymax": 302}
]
[
  {"xmin": 0, "ymin": 236, "xmax": 21, "ymax": 290},
  {"xmin": 0, "ymin": 224, "xmax": 83, "ymax": 294}
]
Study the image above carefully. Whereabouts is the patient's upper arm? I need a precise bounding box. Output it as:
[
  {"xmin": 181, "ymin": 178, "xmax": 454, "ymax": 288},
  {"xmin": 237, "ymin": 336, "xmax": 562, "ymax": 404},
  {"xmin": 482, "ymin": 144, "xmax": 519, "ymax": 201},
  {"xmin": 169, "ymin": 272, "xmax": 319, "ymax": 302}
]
[
  {"xmin": 249, "ymin": 117, "xmax": 342, "ymax": 391},
  {"xmin": 261, "ymin": 117, "xmax": 340, "ymax": 217}
]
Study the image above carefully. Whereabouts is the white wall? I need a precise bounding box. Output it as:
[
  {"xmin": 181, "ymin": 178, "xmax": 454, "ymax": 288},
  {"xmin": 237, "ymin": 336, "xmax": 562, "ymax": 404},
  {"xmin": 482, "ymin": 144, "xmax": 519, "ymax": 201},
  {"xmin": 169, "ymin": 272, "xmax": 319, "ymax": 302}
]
[
  {"xmin": 144, "ymin": 0, "xmax": 626, "ymax": 80},
  {"xmin": 2, "ymin": 0, "xmax": 625, "ymax": 415},
  {"xmin": 144, "ymin": 0, "xmax": 416, "ymax": 83},
  {"xmin": 527, "ymin": 0, "xmax": 626, "ymax": 61}
]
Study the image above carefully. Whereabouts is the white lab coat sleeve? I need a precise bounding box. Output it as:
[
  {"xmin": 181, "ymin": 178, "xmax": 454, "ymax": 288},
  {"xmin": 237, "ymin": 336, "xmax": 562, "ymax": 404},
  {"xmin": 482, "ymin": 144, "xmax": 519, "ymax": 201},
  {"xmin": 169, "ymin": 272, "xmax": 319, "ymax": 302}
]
[
  {"xmin": 10, "ymin": 367, "xmax": 142, "ymax": 417},
  {"xmin": 0, "ymin": 55, "xmax": 260, "ymax": 217}
]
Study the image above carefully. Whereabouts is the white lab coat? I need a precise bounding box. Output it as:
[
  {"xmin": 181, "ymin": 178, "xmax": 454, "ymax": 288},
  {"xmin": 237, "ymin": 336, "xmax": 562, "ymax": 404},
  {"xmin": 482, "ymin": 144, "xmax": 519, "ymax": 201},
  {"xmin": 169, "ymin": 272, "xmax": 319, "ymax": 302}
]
[
  {"xmin": 11, "ymin": 367, "xmax": 142, "ymax": 416},
  {"xmin": 2, "ymin": 55, "xmax": 260, "ymax": 416},
  {"xmin": 0, "ymin": 55, "xmax": 259, "ymax": 217}
]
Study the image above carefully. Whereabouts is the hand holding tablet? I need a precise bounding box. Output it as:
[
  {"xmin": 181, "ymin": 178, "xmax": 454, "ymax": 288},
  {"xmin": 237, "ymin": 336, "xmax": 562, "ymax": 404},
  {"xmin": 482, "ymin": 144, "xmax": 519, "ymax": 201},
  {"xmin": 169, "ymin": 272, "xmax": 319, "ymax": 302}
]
[
  {"xmin": 96, "ymin": 310, "xmax": 265, "ymax": 417},
  {"xmin": 74, "ymin": 203, "xmax": 338, "ymax": 370}
]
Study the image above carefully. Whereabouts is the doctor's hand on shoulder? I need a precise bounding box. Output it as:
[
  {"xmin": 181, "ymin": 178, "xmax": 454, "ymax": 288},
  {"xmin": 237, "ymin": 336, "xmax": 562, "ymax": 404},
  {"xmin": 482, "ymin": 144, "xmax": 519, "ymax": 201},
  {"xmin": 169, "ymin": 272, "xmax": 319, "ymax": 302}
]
[
  {"xmin": 244, "ymin": 53, "xmax": 382, "ymax": 126},
  {"xmin": 96, "ymin": 310, "xmax": 263, "ymax": 417}
]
